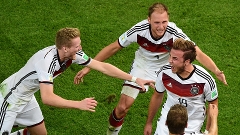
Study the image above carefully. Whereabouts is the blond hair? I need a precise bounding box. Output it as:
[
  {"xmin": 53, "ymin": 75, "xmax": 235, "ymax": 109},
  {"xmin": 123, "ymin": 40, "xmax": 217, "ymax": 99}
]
[{"xmin": 55, "ymin": 27, "xmax": 80, "ymax": 49}]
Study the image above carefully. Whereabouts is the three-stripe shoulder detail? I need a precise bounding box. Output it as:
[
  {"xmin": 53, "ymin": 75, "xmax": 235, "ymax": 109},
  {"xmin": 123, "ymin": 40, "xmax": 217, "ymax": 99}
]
[
  {"xmin": 156, "ymin": 64, "xmax": 171, "ymax": 76},
  {"xmin": 48, "ymin": 55, "xmax": 57, "ymax": 74},
  {"xmin": 195, "ymin": 68, "xmax": 216, "ymax": 90},
  {"xmin": 166, "ymin": 26, "xmax": 187, "ymax": 39},
  {"xmin": 126, "ymin": 23, "xmax": 149, "ymax": 37}
]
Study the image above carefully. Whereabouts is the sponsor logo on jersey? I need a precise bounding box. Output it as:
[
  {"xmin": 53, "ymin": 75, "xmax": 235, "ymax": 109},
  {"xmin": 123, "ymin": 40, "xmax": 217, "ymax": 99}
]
[
  {"xmin": 119, "ymin": 33, "xmax": 127, "ymax": 45},
  {"xmin": 83, "ymin": 54, "xmax": 89, "ymax": 61},
  {"xmin": 190, "ymin": 85, "xmax": 199, "ymax": 96},
  {"xmin": 211, "ymin": 89, "xmax": 218, "ymax": 99}
]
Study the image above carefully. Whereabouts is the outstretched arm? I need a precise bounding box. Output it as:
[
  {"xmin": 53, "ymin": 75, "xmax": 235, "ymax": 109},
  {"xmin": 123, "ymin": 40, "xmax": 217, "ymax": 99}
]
[
  {"xmin": 74, "ymin": 40, "xmax": 122, "ymax": 82},
  {"xmin": 74, "ymin": 59, "xmax": 155, "ymax": 91},
  {"xmin": 39, "ymin": 83, "xmax": 98, "ymax": 112},
  {"xmin": 195, "ymin": 46, "xmax": 227, "ymax": 85}
]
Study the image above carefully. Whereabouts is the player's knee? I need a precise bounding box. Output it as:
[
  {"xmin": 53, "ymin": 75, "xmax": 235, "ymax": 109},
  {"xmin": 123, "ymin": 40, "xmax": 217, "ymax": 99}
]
[{"xmin": 116, "ymin": 104, "xmax": 130, "ymax": 115}]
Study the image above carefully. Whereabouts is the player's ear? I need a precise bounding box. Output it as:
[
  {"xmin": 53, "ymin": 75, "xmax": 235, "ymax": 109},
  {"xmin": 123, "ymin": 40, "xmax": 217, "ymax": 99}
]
[
  {"xmin": 184, "ymin": 59, "xmax": 190, "ymax": 65},
  {"xmin": 63, "ymin": 46, "xmax": 68, "ymax": 52},
  {"xmin": 147, "ymin": 16, "xmax": 151, "ymax": 23}
]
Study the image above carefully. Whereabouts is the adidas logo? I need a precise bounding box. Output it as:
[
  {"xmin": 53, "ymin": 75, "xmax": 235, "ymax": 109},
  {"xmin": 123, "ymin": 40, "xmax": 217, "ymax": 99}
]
[{"xmin": 167, "ymin": 83, "xmax": 172, "ymax": 87}]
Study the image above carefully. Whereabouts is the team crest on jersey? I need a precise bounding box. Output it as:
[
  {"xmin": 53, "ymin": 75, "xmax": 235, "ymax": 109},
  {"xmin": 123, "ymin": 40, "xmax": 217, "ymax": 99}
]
[{"xmin": 190, "ymin": 85, "xmax": 199, "ymax": 96}]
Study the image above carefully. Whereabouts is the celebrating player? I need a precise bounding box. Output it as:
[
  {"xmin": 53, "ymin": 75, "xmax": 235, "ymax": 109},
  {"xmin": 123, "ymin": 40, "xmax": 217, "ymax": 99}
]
[
  {"xmin": 0, "ymin": 27, "xmax": 154, "ymax": 135},
  {"xmin": 144, "ymin": 38, "xmax": 218, "ymax": 135},
  {"xmin": 166, "ymin": 104, "xmax": 218, "ymax": 135},
  {"xmin": 74, "ymin": 2, "xmax": 226, "ymax": 134}
]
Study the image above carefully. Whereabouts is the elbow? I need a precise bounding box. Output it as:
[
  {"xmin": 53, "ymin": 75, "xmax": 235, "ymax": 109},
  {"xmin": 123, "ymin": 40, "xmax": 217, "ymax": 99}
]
[{"xmin": 41, "ymin": 96, "xmax": 52, "ymax": 106}]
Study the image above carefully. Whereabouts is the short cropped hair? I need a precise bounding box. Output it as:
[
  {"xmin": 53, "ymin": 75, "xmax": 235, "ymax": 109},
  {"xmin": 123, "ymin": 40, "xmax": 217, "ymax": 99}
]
[
  {"xmin": 148, "ymin": 2, "xmax": 169, "ymax": 17},
  {"xmin": 172, "ymin": 38, "xmax": 197, "ymax": 63},
  {"xmin": 55, "ymin": 27, "xmax": 80, "ymax": 49},
  {"xmin": 166, "ymin": 104, "xmax": 188, "ymax": 134}
]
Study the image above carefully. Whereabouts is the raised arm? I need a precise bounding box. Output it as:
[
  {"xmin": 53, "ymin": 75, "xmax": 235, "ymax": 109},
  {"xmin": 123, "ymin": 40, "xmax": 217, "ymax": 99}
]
[{"xmin": 195, "ymin": 46, "xmax": 227, "ymax": 85}]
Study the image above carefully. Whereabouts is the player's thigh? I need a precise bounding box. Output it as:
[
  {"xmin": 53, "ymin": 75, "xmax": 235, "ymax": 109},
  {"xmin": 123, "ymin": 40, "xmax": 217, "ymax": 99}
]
[
  {"xmin": 0, "ymin": 110, "xmax": 17, "ymax": 134},
  {"xmin": 15, "ymin": 96, "xmax": 44, "ymax": 128},
  {"xmin": 27, "ymin": 121, "xmax": 47, "ymax": 135}
]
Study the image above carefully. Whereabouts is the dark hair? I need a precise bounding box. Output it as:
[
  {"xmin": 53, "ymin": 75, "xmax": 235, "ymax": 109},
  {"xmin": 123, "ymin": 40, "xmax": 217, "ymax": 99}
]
[
  {"xmin": 172, "ymin": 38, "xmax": 197, "ymax": 63},
  {"xmin": 166, "ymin": 104, "xmax": 188, "ymax": 134}
]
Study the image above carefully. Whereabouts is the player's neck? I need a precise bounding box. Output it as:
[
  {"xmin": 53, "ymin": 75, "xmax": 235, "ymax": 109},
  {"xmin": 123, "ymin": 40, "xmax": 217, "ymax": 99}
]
[
  {"xmin": 57, "ymin": 49, "xmax": 66, "ymax": 63},
  {"xmin": 178, "ymin": 64, "xmax": 194, "ymax": 78}
]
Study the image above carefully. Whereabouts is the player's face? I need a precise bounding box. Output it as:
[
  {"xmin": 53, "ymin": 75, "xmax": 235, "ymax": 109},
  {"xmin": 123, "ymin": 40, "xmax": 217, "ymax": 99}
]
[
  {"xmin": 148, "ymin": 11, "xmax": 169, "ymax": 39},
  {"xmin": 169, "ymin": 49, "xmax": 186, "ymax": 74},
  {"xmin": 65, "ymin": 37, "xmax": 82, "ymax": 60}
]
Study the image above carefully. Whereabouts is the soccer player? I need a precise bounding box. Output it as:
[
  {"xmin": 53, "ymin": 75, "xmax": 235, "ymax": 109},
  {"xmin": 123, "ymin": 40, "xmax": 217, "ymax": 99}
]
[
  {"xmin": 0, "ymin": 27, "xmax": 154, "ymax": 135},
  {"xmin": 74, "ymin": 2, "xmax": 226, "ymax": 134},
  {"xmin": 166, "ymin": 104, "xmax": 218, "ymax": 135},
  {"xmin": 144, "ymin": 38, "xmax": 218, "ymax": 135}
]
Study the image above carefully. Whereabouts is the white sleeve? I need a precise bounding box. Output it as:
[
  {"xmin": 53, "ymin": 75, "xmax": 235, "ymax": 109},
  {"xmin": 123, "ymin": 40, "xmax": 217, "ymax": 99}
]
[
  {"xmin": 204, "ymin": 77, "xmax": 218, "ymax": 101},
  {"xmin": 155, "ymin": 71, "xmax": 165, "ymax": 93},
  {"xmin": 35, "ymin": 59, "xmax": 53, "ymax": 83},
  {"xmin": 118, "ymin": 21, "xmax": 147, "ymax": 47},
  {"xmin": 73, "ymin": 50, "xmax": 92, "ymax": 66}
]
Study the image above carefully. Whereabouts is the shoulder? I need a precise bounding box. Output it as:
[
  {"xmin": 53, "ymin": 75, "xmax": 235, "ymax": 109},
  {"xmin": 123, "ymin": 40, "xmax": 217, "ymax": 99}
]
[
  {"xmin": 156, "ymin": 64, "xmax": 171, "ymax": 76},
  {"xmin": 194, "ymin": 64, "xmax": 216, "ymax": 87},
  {"xmin": 126, "ymin": 19, "xmax": 149, "ymax": 36}
]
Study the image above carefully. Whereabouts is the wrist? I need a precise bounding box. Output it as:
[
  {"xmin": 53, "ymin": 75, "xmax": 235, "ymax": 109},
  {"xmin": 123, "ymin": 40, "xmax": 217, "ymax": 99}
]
[
  {"xmin": 131, "ymin": 76, "xmax": 137, "ymax": 83},
  {"xmin": 215, "ymin": 70, "xmax": 223, "ymax": 75}
]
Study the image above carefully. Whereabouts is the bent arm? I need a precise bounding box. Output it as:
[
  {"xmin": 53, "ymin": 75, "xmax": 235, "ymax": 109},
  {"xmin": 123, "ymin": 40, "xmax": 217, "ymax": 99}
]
[
  {"xmin": 206, "ymin": 99, "xmax": 218, "ymax": 132},
  {"xmin": 207, "ymin": 104, "xmax": 218, "ymax": 135},
  {"xmin": 146, "ymin": 91, "xmax": 164, "ymax": 124},
  {"xmin": 94, "ymin": 40, "xmax": 122, "ymax": 61},
  {"xmin": 144, "ymin": 91, "xmax": 164, "ymax": 135}
]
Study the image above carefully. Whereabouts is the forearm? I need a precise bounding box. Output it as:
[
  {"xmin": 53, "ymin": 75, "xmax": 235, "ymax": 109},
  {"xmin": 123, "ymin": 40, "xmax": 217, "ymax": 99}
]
[
  {"xmin": 208, "ymin": 117, "xmax": 218, "ymax": 135},
  {"xmin": 196, "ymin": 50, "xmax": 220, "ymax": 74},
  {"xmin": 94, "ymin": 41, "xmax": 121, "ymax": 61},
  {"xmin": 99, "ymin": 62, "xmax": 133, "ymax": 81},
  {"xmin": 42, "ymin": 93, "xmax": 79, "ymax": 109},
  {"xmin": 146, "ymin": 92, "xmax": 163, "ymax": 124}
]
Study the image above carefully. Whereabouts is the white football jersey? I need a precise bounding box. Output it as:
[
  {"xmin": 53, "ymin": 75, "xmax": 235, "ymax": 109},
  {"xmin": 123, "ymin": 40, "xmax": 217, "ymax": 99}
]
[
  {"xmin": 1, "ymin": 45, "xmax": 91, "ymax": 105},
  {"xmin": 155, "ymin": 64, "xmax": 218, "ymax": 133},
  {"xmin": 118, "ymin": 19, "xmax": 195, "ymax": 63}
]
